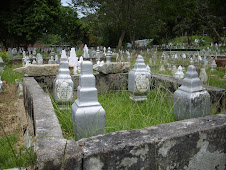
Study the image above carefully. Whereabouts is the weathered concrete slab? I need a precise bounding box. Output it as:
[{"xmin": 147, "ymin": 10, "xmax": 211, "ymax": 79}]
[
  {"xmin": 36, "ymin": 137, "xmax": 82, "ymax": 170},
  {"xmin": 80, "ymin": 113, "xmax": 226, "ymax": 170},
  {"xmin": 94, "ymin": 62, "xmax": 130, "ymax": 74},
  {"xmin": 23, "ymin": 77, "xmax": 82, "ymax": 170},
  {"xmin": 14, "ymin": 64, "xmax": 59, "ymax": 76}
]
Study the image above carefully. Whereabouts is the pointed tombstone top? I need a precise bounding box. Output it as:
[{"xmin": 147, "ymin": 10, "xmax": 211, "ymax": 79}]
[
  {"xmin": 61, "ymin": 50, "xmax": 67, "ymax": 58},
  {"xmin": 132, "ymin": 55, "xmax": 147, "ymax": 71},
  {"xmin": 70, "ymin": 48, "xmax": 76, "ymax": 57},
  {"xmin": 179, "ymin": 65, "xmax": 203, "ymax": 93}
]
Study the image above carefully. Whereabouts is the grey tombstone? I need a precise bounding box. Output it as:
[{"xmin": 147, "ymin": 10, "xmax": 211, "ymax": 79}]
[
  {"xmin": 71, "ymin": 61, "xmax": 105, "ymax": 140},
  {"xmin": 53, "ymin": 50, "xmax": 74, "ymax": 104},
  {"xmin": 7, "ymin": 48, "xmax": 12, "ymax": 57},
  {"xmin": 0, "ymin": 76, "xmax": 2, "ymax": 92},
  {"xmin": 106, "ymin": 47, "xmax": 112, "ymax": 63},
  {"xmin": 174, "ymin": 66, "xmax": 184, "ymax": 80},
  {"xmin": 36, "ymin": 53, "xmax": 43, "ymax": 65},
  {"xmin": 12, "ymin": 48, "xmax": 18, "ymax": 58},
  {"xmin": 0, "ymin": 57, "xmax": 4, "ymax": 73},
  {"xmin": 210, "ymin": 60, "xmax": 217, "ymax": 72},
  {"xmin": 174, "ymin": 65, "xmax": 210, "ymax": 120},
  {"xmin": 128, "ymin": 55, "xmax": 151, "ymax": 101},
  {"xmin": 199, "ymin": 68, "xmax": 208, "ymax": 84}
]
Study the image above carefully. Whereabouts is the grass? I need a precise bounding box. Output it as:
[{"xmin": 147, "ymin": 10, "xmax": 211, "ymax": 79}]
[
  {"xmin": 0, "ymin": 131, "xmax": 36, "ymax": 169},
  {"xmin": 52, "ymin": 87, "xmax": 175, "ymax": 140},
  {"xmin": 169, "ymin": 36, "xmax": 213, "ymax": 46},
  {"xmin": 1, "ymin": 64, "xmax": 24, "ymax": 84}
]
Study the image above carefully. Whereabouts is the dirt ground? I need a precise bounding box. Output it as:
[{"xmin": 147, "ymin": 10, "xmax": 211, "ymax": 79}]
[{"xmin": 0, "ymin": 81, "xmax": 24, "ymax": 145}]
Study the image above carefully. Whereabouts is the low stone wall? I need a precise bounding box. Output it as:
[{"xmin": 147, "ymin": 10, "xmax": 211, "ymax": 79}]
[
  {"xmin": 23, "ymin": 77, "xmax": 226, "ymax": 169},
  {"xmin": 23, "ymin": 77, "xmax": 82, "ymax": 169},
  {"xmin": 151, "ymin": 73, "xmax": 226, "ymax": 113},
  {"xmin": 34, "ymin": 72, "xmax": 225, "ymax": 113}
]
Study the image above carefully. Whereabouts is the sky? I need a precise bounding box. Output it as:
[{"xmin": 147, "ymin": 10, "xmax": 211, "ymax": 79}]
[
  {"xmin": 61, "ymin": 0, "xmax": 85, "ymax": 18},
  {"xmin": 61, "ymin": 0, "xmax": 72, "ymax": 6}
]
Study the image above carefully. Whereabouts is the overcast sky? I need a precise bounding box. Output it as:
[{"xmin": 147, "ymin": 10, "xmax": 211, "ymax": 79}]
[{"xmin": 61, "ymin": 0, "xmax": 72, "ymax": 6}]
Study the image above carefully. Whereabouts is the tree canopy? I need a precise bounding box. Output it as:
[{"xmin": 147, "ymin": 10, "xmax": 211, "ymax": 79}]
[{"xmin": 73, "ymin": 0, "xmax": 225, "ymax": 48}]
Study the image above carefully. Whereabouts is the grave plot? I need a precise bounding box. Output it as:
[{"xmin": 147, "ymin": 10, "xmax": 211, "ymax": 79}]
[{"xmin": 2, "ymin": 46, "xmax": 225, "ymax": 169}]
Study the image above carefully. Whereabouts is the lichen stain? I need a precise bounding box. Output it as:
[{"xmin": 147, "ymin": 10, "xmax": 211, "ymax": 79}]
[
  {"xmin": 130, "ymin": 144, "xmax": 149, "ymax": 161},
  {"xmin": 186, "ymin": 132, "xmax": 225, "ymax": 169},
  {"xmin": 119, "ymin": 157, "xmax": 138, "ymax": 168},
  {"xmin": 87, "ymin": 157, "xmax": 104, "ymax": 170},
  {"xmin": 158, "ymin": 140, "xmax": 177, "ymax": 157}
]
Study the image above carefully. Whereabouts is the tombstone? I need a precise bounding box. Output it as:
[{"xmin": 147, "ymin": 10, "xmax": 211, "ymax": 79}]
[
  {"xmin": 96, "ymin": 47, "xmax": 101, "ymax": 61},
  {"xmin": 53, "ymin": 50, "xmax": 74, "ymax": 104},
  {"xmin": 78, "ymin": 56, "xmax": 83, "ymax": 73},
  {"xmin": 33, "ymin": 48, "xmax": 37, "ymax": 56},
  {"xmin": 171, "ymin": 65, "xmax": 177, "ymax": 76},
  {"xmin": 69, "ymin": 48, "xmax": 76, "ymax": 66},
  {"xmin": 106, "ymin": 47, "xmax": 112, "ymax": 63},
  {"xmin": 146, "ymin": 65, "xmax": 151, "ymax": 72},
  {"xmin": 223, "ymin": 66, "xmax": 226, "ymax": 79},
  {"xmin": 159, "ymin": 65, "xmax": 165, "ymax": 72},
  {"xmin": 22, "ymin": 51, "xmax": 27, "ymax": 66},
  {"xmin": 12, "ymin": 48, "xmax": 18, "ymax": 58},
  {"xmin": 103, "ymin": 47, "xmax": 106, "ymax": 55},
  {"xmin": 0, "ymin": 76, "xmax": 2, "ymax": 92},
  {"xmin": 199, "ymin": 68, "xmax": 208, "ymax": 84},
  {"xmin": 174, "ymin": 65, "xmax": 210, "ymax": 120},
  {"xmin": 48, "ymin": 56, "xmax": 55, "ymax": 64},
  {"xmin": 210, "ymin": 60, "xmax": 217, "ymax": 72},
  {"xmin": 83, "ymin": 44, "xmax": 89, "ymax": 58},
  {"xmin": 128, "ymin": 55, "xmax": 151, "ymax": 101},
  {"xmin": 7, "ymin": 48, "xmax": 12, "ymax": 57},
  {"xmin": 0, "ymin": 57, "xmax": 5, "ymax": 73},
  {"xmin": 71, "ymin": 61, "xmax": 105, "ymax": 140},
  {"xmin": 36, "ymin": 53, "xmax": 43, "ymax": 65},
  {"xmin": 174, "ymin": 66, "xmax": 184, "ymax": 80},
  {"xmin": 55, "ymin": 55, "xmax": 59, "ymax": 64},
  {"xmin": 126, "ymin": 50, "xmax": 130, "ymax": 63}
]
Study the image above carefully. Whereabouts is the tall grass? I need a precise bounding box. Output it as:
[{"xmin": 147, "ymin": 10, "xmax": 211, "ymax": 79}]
[
  {"xmin": 52, "ymin": 87, "xmax": 175, "ymax": 139},
  {"xmin": 0, "ymin": 126, "xmax": 36, "ymax": 169},
  {"xmin": 1, "ymin": 64, "xmax": 24, "ymax": 84}
]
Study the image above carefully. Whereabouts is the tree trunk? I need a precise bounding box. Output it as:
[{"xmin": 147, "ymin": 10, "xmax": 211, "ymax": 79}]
[{"xmin": 117, "ymin": 29, "xmax": 126, "ymax": 50}]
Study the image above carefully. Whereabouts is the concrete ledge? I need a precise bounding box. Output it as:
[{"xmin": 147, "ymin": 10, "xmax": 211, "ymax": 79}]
[
  {"xmin": 80, "ymin": 114, "xmax": 226, "ymax": 169},
  {"xmin": 23, "ymin": 77, "xmax": 226, "ymax": 169},
  {"xmin": 23, "ymin": 77, "xmax": 82, "ymax": 169}
]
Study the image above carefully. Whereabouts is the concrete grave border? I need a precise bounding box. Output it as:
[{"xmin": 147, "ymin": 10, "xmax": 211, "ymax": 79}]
[{"xmin": 23, "ymin": 77, "xmax": 226, "ymax": 169}]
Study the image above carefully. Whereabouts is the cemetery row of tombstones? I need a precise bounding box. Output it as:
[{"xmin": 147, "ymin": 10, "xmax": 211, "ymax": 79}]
[{"xmin": 49, "ymin": 45, "xmax": 223, "ymax": 140}]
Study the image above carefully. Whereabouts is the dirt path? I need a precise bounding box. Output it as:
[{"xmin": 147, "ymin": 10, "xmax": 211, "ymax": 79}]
[{"xmin": 0, "ymin": 81, "xmax": 23, "ymax": 144}]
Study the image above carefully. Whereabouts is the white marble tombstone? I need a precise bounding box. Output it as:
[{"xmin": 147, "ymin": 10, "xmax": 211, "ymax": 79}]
[
  {"xmin": 83, "ymin": 44, "xmax": 89, "ymax": 58},
  {"xmin": 53, "ymin": 50, "xmax": 74, "ymax": 104},
  {"xmin": 12, "ymin": 48, "xmax": 18, "ymax": 58},
  {"xmin": 36, "ymin": 53, "xmax": 43, "ymax": 65},
  {"xmin": 199, "ymin": 68, "xmax": 208, "ymax": 84},
  {"xmin": 210, "ymin": 60, "xmax": 217, "ymax": 72},
  {"xmin": 128, "ymin": 55, "xmax": 151, "ymax": 101},
  {"xmin": 174, "ymin": 65, "xmax": 210, "ymax": 120},
  {"xmin": 174, "ymin": 66, "xmax": 184, "ymax": 80},
  {"xmin": 71, "ymin": 61, "xmax": 105, "ymax": 140}
]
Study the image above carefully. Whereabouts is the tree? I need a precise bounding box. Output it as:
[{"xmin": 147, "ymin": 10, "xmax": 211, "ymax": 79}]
[
  {"xmin": 58, "ymin": 6, "xmax": 90, "ymax": 46},
  {"xmin": 0, "ymin": 0, "xmax": 61, "ymax": 49}
]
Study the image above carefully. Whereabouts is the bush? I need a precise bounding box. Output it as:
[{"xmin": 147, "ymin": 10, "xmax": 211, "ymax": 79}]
[{"xmin": 0, "ymin": 52, "xmax": 12, "ymax": 61}]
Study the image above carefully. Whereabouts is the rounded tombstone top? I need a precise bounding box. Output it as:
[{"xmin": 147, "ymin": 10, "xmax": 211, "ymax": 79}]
[
  {"xmin": 81, "ymin": 61, "xmax": 93, "ymax": 74},
  {"xmin": 178, "ymin": 66, "xmax": 183, "ymax": 72},
  {"xmin": 61, "ymin": 50, "xmax": 67, "ymax": 58}
]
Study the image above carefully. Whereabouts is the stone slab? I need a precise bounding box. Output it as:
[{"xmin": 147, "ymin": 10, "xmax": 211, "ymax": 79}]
[
  {"xmin": 93, "ymin": 62, "xmax": 130, "ymax": 74},
  {"xmin": 80, "ymin": 113, "xmax": 226, "ymax": 170},
  {"xmin": 14, "ymin": 64, "xmax": 59, "ymax": 76}
]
